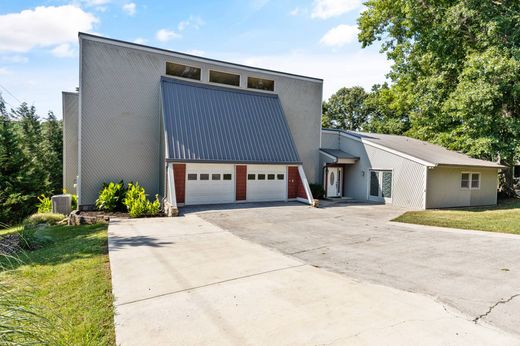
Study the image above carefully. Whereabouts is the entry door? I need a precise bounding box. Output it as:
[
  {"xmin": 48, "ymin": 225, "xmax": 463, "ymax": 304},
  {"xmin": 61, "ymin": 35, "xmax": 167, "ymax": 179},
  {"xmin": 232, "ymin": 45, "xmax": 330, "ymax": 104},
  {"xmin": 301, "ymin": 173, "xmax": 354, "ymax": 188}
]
[
  {"xmin": 369, "ymin": 170, "xmax": 392, "ymax": 202},
  {"xmin": 326, "ymin": 167, "xmax": 342, "ymax": 197}
]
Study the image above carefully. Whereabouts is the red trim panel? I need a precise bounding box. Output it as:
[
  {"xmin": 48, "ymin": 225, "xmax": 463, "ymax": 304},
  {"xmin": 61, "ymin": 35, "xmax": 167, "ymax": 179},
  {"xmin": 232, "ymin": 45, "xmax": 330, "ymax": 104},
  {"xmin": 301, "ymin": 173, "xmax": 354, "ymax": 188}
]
[
  {"xmin": 287, "ymin": 166, "xmax": 299, "ymax": 199},
  {"xmin": 236, "ymin": 165, "xmax": 247, "ymax": 201},
  {"xmin": 173, "ymin": 163, "xmax": 186, "ymax": 204}
]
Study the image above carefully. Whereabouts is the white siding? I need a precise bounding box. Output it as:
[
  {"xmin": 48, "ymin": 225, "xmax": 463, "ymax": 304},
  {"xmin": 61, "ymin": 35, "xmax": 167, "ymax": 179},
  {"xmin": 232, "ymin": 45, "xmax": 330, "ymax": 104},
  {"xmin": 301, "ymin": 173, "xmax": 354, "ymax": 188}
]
[
  {"xmin": 338, "ymin": 135, "xmax": 426, "ymax": 209},
  {"xmin": 426, "ymin": 166, "xmax": 498, "ymax": 208}
]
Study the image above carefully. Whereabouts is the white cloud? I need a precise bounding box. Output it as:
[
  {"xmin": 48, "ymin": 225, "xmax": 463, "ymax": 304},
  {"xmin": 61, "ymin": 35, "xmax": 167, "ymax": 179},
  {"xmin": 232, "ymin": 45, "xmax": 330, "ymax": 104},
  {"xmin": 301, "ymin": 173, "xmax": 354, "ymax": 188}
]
[
  {"xmin": 289, "ymin": 7, "xmax": 302, "ymax": 16},
  {"xmin": 82, "ymin": 0, "xmax": 110, "ymax": 6},
  {"xmin": 311, "ymin": 0, "xmax": 362, "ymax": 19},
  {"xmin": 235, "ymin": 50, "xmax": 390, "ymax": 99},
  {"xmin": 0, "ymin": 68, "xmax": 10, "ymax": 75},
  {"xmin": 0, "ymin": 55, "xmax": 28, "ymax": 64},
  {"xmin": 178, "ymin": 16, "xmax": 205, "ymax": 31},
  {"xmin": 133, "ymin": 37, "xmax": 147, "ymax": 44},
  {"xmin": 122, "ymin": 3, "xmax": 136, "ymax": 16},
  {"xmin": 320, "ymin": 24, "xmax": 359, "ymax": 47},
  {"xmin": 0, "ymin": 5, "xmax": 98, "ymax": 53},
  {"xmin": 51, "ymin": 43, "xmax": 75, "ymax": 58},
  {"xmin": 155, "ymin": 29, "xmax": 181, "ymax": 42}
]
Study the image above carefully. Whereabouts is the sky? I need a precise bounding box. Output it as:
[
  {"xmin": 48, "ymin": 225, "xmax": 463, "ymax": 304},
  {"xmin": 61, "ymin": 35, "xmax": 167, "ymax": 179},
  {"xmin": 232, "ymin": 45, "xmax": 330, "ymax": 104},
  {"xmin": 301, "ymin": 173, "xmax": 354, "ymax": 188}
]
[{"xmin": 0, "ymin": 0, "xmax": 391, "ymax": 118}]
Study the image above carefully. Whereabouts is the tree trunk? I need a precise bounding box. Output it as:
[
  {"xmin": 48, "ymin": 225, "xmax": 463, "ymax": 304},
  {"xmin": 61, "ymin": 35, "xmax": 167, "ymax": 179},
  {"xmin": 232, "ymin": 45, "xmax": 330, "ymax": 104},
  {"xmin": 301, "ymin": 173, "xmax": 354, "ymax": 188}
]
[{"xmin": 499, "ymin": 162, "xmax": 517, "ymax": 198}]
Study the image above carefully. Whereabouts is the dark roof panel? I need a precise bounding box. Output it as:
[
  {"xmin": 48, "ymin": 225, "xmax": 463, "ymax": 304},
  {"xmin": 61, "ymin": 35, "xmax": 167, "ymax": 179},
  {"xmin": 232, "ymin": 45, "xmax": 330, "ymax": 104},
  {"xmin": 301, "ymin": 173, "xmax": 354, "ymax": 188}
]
[
  {"xmin": 319, "ymin": 148, "xmax": 359, "ymax": 160},
  {"xmin": 161, "ymin": 77, "xmax": 301, "ymax": 164}
]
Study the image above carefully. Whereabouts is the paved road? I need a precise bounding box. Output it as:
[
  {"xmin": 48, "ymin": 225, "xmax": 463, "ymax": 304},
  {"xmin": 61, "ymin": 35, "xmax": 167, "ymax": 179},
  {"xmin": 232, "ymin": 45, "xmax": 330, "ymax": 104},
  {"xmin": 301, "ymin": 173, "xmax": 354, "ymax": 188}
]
[
  {"xmin": 108, "ymin": 211, "xmax": 519, "ymax": 345},
  {"xmin": 197, "ymin": 201, "xmax": 520, "ymax": 337}
]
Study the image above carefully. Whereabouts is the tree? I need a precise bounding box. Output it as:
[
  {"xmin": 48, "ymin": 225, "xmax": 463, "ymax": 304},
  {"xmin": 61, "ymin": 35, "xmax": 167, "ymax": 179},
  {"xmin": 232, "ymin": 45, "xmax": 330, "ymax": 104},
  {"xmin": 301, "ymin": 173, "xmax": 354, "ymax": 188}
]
[
  {"xmin": 0, "ymin": 95, "xmax": 31, "ymax": 223},
  {"xmin": 363, "ymin": 83, "xmax": 410, "ymax": 135},
  {"xmin": 322, "ymin": 86, "xmax": 369, "ymax": 131},
  {"xmin": 41, "ymin": 111, "xmax": 63, "ymax": 195},
  {"xmin": 358, "ymin": 0, "xmax": 520, "ymax": 195}
]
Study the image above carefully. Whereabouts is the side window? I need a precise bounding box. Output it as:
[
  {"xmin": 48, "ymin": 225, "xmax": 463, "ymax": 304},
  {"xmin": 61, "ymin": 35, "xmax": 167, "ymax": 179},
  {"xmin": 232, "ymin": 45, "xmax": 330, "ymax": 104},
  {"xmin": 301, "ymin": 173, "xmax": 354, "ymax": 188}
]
[
  {"xmin": 461, "ymin": 173, "xmax": 470, "ymax": 189},
  {"xmin": 471, "ymin": 173, "xmax": 480, "ymax": 189}
]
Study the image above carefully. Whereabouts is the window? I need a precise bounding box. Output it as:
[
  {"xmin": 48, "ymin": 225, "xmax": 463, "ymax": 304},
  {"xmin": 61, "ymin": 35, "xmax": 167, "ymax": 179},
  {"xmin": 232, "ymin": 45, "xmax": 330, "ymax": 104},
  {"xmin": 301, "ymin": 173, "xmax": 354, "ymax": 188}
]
[
  {"xmin": 277, "ymin": 174, "xmax": 284, "ymax": 180},
  {"xmin": 209, "ymin": 70, "xmax": 240, "ymax": 86},
  {"xmin": 223, "ymin": 174, "xmax": 232, "ymax": 180},
  {"xmin": 212, "ymin": 174, "xmax": 221, "ymax": 180},
  {"xmin": 247, "ymin": 77, "xmax": 274, "ymax": 91},
  {"xmin": 461, "ymin": 172, "xmax": 480, "ymax": 189},
  {"xmin": 166, "ymin": 62, "xmax": 201, "ymax": 80},
  {"xmin": 200, "ymin": 174, "xmax": 209, "ymax": 180},
  {"xmin": 267, "ymin": 174, "xmax": 275, "ymax": 180},
  {"xmin": 187, "ymin": 173, "xmax": 197, "ymax": 181},
  {"xmin": 258, "ymin": 174, "xmax": 266, "ymax": 180},
  {"xmin": 248, "ymin": 174, "xmax": 255, "ymax": 180}
]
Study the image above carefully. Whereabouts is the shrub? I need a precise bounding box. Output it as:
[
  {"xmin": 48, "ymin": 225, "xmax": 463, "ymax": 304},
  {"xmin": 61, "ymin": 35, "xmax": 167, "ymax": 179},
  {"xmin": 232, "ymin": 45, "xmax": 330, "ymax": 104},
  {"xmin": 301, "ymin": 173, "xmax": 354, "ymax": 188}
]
[
  {"xmin": 95, "ymin": 181, "xmax": 127, "ymax": 212},
  {"xmin": 36, "ymin": 195, "xmax": 52, "ymax": 213},
  {"xmin": 123, "ymin": 182, "xmax": 161, "ymax": 218},
  {"xmin": 309, "ymin": 183, "xmax": 325, "ymax": 199},
  {"xmin": 25, "ymin": 213, "xmax": 66, "ymax": 226},
  {"xmin": 71, "ymin": 194, "xmax": 78, "ymax": 211}
]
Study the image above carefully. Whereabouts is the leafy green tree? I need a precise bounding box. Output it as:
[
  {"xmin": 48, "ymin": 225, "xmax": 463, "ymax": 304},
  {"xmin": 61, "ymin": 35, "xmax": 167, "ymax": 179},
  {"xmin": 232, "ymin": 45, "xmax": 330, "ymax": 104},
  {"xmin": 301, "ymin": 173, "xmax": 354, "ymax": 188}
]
[
  {"xmin": 358, "ymin": 0, "xmax": 520, "ymax": 195},
  {"xmin": 0, "ymin": 95, "xmax": 32, "ymax": 223},
  {"xmin": 41, "ymin": 111, "xmax": 63, "ymax": 195},
  {"xmin": 322, "ymin": 86, "xmax": 369, "ymax": 131},
  {"xmin": 364, "ymin": 83, "xmax": 410, "ymax": 135}
]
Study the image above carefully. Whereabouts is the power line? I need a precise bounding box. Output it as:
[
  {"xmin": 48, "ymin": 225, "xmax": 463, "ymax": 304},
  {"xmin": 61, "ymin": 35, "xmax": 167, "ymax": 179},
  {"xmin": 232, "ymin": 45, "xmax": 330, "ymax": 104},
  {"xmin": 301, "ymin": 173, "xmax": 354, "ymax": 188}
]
[{"xmin": 0, "ymin": 83, "xmax": 22, "ymax": 104}]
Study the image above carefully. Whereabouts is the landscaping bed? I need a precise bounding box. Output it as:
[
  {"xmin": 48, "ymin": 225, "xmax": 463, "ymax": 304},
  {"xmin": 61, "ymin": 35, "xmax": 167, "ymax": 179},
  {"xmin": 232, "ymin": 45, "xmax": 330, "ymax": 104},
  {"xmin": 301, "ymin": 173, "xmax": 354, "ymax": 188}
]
[
  {"xmin": 0, "ymin": 224, "xmax": 115, "ymax": 345},
  {"xmin": 393, "ymin": 198, "xmax": 520, "ymax": 235}
]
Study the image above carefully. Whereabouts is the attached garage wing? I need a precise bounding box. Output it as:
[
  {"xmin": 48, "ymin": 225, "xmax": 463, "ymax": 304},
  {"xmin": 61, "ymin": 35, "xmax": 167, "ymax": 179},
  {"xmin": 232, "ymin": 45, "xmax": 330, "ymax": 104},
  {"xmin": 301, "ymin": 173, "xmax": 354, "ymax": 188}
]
[{"xmin": 185, "ymin": 164, "xmax": 235, "ymax": 205}]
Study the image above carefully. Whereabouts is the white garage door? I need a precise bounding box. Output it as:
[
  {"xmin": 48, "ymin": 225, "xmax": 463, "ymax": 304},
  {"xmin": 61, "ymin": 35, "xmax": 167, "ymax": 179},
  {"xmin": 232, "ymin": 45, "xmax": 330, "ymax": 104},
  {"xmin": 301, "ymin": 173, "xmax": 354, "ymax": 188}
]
[
  {"xmin": 247, "ymin": 165, "xmax": 287, "ymax": 202},
  {"xmin": 185, "ymin": 164, "xmax": 235, "ymax": 205}
]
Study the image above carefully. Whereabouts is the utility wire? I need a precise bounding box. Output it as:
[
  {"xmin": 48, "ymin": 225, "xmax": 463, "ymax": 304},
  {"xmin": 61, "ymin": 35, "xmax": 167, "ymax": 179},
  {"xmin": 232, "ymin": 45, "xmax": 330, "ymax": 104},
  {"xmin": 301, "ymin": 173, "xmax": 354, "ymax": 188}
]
[{"xmin": 0, "ymin": 83, "xmax": 22, "ymax": 104}]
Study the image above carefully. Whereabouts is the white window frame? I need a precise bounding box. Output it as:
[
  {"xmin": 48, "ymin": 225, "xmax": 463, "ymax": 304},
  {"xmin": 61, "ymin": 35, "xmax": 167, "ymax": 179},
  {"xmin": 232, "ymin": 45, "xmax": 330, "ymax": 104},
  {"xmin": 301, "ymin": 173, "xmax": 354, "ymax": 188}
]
[
  {"xmin": 367, "ymin": 169, "xmax": 393, "ymax": 203},
  {"xmin": 461, "ymin": 172, "xmax": 480, "ymax": 190}
]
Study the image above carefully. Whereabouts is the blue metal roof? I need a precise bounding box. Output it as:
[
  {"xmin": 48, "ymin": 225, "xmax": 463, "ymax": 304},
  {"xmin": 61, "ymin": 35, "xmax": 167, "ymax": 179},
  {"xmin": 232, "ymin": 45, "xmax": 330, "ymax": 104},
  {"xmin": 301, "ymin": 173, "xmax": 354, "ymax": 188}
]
[{"xmin": 161, "ymin": 77, "xmax": 301, "ymax": 164}]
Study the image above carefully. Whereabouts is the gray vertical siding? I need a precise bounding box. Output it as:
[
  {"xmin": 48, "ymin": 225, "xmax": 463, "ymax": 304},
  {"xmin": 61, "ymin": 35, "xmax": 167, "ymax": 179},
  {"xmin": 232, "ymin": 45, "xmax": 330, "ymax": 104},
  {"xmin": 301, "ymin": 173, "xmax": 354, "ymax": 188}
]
[
  {"xmin": 78, "ymin": 37, "xmax": 322, "ymax": 205},
  {"xmin": 62, "ymin": 92, "xmax": 79, "ymax": 194},
  {"xmin": 426, "ymin": 166, "xmax": 498, "ymax": 208}
]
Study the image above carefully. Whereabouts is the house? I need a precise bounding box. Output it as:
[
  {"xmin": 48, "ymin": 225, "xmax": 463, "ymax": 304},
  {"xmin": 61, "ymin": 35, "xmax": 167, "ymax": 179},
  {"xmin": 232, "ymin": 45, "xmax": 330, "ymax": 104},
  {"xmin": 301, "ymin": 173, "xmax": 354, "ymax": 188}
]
[
  {"xmin": 63, "ymin": 33, "xmax": 502, "ymax": 211},
  {"xmin": 320, "ymin": 129, "xmax": 504, "ymax": 209},
  {"xmin": 63, "ymin": 33, "xmax": 320, "ymax": 211}
]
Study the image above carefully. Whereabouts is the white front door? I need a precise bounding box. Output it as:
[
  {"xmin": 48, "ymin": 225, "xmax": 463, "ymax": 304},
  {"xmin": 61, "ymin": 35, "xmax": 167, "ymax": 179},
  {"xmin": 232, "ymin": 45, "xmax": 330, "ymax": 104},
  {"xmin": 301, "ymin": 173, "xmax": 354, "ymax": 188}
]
[
  {"xmin": 326, "ymin": 167, "xmax": 341, "ymax": 198},
  {"xmin": 368, "ymin": 170, "xmax": 392, "ymax": 203}
]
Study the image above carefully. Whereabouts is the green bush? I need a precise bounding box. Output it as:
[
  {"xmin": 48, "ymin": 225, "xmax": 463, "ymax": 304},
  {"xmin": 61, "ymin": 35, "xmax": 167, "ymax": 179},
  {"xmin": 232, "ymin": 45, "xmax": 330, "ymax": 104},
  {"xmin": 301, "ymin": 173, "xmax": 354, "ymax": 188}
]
[
  {"xmin": 25, "ymin": 213, "xmax": 66, "ymax": 226},
  {"xmin": 95, "ymin": 181, "xmax": 127, "ymax": 212},
  {"xmin": 71, "ymin": 194, "xmax": 78, "ymax": 211},
  {"xmin": 309, "ymin": 184, "xmax": 325, "ymax": 199},
  {"xmin": 36, "ymin": 195, "xmax": 52, "ymax": 213},
  {"xmin": 123, "ymin": 182, "xmax": 161, "ymax": 218}
]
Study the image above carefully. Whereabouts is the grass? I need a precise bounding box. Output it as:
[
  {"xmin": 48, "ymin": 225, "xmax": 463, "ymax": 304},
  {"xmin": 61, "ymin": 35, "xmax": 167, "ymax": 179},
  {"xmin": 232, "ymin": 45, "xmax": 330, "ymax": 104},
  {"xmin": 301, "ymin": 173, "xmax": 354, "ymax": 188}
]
[
  {"xmin": 0, "ymin": 224, "xmax": 115, "ymax": 345},
  {"xmin": 393, "ymin": 198, "xmax": 520, "ymax": 234}
]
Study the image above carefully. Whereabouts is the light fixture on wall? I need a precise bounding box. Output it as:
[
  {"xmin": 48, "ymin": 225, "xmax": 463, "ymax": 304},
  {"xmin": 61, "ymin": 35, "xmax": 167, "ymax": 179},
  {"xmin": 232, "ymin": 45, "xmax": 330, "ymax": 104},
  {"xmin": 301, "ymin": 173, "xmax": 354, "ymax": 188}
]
[{"xmin": 361, "ymin": 170, "xmax": 365, "ymax": 177}]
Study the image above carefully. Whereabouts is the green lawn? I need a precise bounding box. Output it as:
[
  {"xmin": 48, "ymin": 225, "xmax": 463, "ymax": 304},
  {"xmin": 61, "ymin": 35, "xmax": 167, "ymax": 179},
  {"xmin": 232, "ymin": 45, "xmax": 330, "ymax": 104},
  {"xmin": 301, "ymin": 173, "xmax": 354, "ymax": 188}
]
[
  {"xmin": 393, "ymin": 198, "xmax": 520, "ymax": 234},
  {"xmin": 0, "ymin": 224, "xmax": 115, "ymax": 345}
]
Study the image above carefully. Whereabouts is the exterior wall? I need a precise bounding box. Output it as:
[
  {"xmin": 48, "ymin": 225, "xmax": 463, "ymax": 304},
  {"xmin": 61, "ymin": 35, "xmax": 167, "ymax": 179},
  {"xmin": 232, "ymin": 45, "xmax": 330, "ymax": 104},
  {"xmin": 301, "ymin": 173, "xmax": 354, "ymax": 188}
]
[
  {"xmin": 426, "ymin": 166, "xmax": 498, "ymax": 208},
  {"xmin": 330, "ymin": 132, "xmax": 426, "ymax": 209},
  {"xmin": 236, "ymin": 165, "xmax": 247, "ymax": 201},
  {"xmin": 78, "ymin": 36, "xmax": 322, "ymax": 205},
  {"xmin": 62, "ymin": 92, "xmax": 79, "ymax": 194},
  {"xmin": 173, "ymin": 164, "xmax": 186, "ymax": 204}
]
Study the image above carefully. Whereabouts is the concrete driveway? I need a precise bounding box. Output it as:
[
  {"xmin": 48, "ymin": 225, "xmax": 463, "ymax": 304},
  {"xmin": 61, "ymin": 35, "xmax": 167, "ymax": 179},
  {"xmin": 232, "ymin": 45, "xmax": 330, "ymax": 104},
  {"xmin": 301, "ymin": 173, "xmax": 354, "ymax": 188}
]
[
  {"xmin": 108, "ymin": 206, "xmax": 520, "ymax": 345},
  {"xmin": 197, "ymin": 201, "xmax": 520, "ymax": 337}
]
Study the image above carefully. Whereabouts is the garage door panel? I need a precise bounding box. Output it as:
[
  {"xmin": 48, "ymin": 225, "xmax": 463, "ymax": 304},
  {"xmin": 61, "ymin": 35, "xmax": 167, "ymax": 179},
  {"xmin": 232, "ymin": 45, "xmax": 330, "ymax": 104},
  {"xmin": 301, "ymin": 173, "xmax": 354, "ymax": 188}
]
[
  {"xmin": 185, "ymin": 164, "xmax": 235, "ymax": 205},
  {"xmin": 247, "ymin": 165, "xmax": 287, "ymax": 202}
]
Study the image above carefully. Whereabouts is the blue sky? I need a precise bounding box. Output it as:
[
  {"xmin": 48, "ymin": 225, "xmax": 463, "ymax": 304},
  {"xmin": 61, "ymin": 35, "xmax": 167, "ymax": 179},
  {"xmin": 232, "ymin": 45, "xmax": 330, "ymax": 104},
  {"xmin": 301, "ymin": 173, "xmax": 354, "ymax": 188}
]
[{"xmin": 0, "ymin": 0, "xmax": 390, "ymax": 118}]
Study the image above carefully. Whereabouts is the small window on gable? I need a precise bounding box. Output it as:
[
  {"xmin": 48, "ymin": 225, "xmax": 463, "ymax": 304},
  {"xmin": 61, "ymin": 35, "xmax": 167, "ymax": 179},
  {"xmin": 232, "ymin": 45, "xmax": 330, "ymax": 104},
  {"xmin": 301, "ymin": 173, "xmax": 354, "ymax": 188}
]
[
  {"xmin": 209, "ymin": 70, "xmax": 240, "ymax": 86},
  {"xmin": 247, "ymin": 77, "xmax": 274, "ymax": 91},
  {"xmin": 166, "ymin": 62, "xmax": 201, "ymax": 80}
]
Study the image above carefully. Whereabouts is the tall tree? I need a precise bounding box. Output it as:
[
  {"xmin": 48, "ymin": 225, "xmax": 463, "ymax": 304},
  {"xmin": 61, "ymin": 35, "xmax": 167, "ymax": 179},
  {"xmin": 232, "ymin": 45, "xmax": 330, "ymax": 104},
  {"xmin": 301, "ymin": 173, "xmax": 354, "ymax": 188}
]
[
  {"xmin": 41, "ymin": 111, "xmax": 63, "ymax": 195},
  {"xmin": 322, "ymin": 86, "xmax": 369, "ymax": 131},
  {"xmin": 358, "ymin": 0, "xmax": 520, "ymax": 195},
  {"xmin": 0, "ymin": 95, "xmax": 31, "ymax": 223}
]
